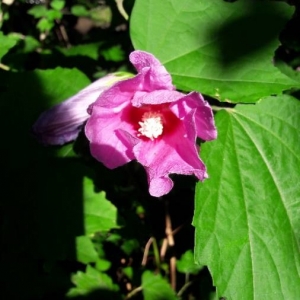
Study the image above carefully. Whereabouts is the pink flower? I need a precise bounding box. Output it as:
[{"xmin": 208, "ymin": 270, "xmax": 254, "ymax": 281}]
[
  {"xmin": 33, "ymin": 72, "xmax": 133, "ymax": 145},
  {"xmin": 85, "ymin": 51, "xmax": 217, "ymax": 197}
]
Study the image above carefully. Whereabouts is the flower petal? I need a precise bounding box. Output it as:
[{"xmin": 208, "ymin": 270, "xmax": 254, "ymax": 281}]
[
  {"xmin": 33, "ymin": 73, "xmax": 132, "ymax": 145},
  {"xmin": 90, "ymin": 51, "xmax": 175, "ymax": 111},
  {"xmin": 131, "ymin": 90, "xmax": 184, "ymax": 107},
  {"xmin": 91, "ymin": 74, "xmax": 144, "ymax": 109},
  {"xmin": 130, "ymin": 50, "xmax": 174, "ymax": 91},
  {"xmin": 170, "ymin": 92, "xmax": 217, "ymax": 141},
  {"xmin": 133, "ymin": 111, "xmax": 207, "ymax": 197},
  {"xmin": 85, "ymin": 105, "xmax": 138, "ymax": 168}
]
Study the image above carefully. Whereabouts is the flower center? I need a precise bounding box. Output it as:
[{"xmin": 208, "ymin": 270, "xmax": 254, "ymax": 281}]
[{"xmin": 138, "ymin": 111, "xmax": 163, "ymax": 140}]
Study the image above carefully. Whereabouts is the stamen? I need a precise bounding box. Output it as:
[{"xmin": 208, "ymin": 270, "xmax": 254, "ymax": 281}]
[{"xmin": 138, "ymin": 111, "xmax": 163, "ymax": 140}]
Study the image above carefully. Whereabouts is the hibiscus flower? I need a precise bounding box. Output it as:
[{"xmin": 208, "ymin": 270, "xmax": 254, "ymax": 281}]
[{"xmin": 85, "ymin": 51, "xmax": 217, "ymax": 197}]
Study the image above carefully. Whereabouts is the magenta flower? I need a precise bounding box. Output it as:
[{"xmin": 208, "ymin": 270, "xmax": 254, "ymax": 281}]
[
  {"xmin": 85, "ymin": 51, "xmax": 217, "ymax": 197},
  {"xmin": 33, "ymin": 72, "xmax": 133, "ymax": 145}
]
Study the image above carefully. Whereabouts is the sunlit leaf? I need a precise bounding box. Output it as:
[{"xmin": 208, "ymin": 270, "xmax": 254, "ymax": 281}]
[
  {"xmin": 194, "ymin": 95, "xmax": 300, "ymax": 299},
  {"xmin": 0, "ymin": 31, "xmax": 17, "ymax": 60},
  {"xmin": 37, "ymin": 18, "xmax": 54, "ymax": 32},
  {"xmin": 67, "ymin": 265, "xmax": 118, "ymax": 297},
  {"xmin": 177, "ymin": 250, "xmax": 203, "ymax": 275},
  {"xmin": 130, "ymin": 0, "xmax": 298, "ymax": 102},
  {"xmin": 83, "ymin": 177, "xmax": 119, "ymax": 235},
  {"xmin": 76, "ymin": 236, "xmax": 98, "ymax": 264},
  {"xmin": 71, "ymin": 5, "xmax": 89, "ymax": 17},
  {"xmin": 27, "ymin": 5, "xmax": 48, "ymax": 18},
  {"xmin": 142, "ymin": 271, "xmax": 178, "ymax": 300},
  {"xmin": 50, "ymin": 0, "xmax": 65, "ymax": 11},
  {"xmin": 46, "ymin": 9, "xmax": 63, "ymax": 21},
  {"xmin": 95, "ymin": 258, "xmax": 111, "ymax": 272},
  {"xmin": 23, "ymin": 36, "xmax": 40, "ymax": 53}
]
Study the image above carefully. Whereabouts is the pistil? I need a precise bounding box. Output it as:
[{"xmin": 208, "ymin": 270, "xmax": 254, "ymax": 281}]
[{"xmin": 138, "ymin": 111, "xmax": 163, "ymax": 140}]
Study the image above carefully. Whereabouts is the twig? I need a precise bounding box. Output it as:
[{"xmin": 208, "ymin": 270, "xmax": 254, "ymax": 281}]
[
  {"xmin": 55, "ymin": 20, "xmax": 70, "ymax": 48},
  {"xmin": 141, "ymin": 237, "xmax": 153, "ymax": 266},
  {"xmin": 177, "ymin": 280, "xmax": 193, "ymax": 297},
  {"xmin": 160, "ymin": 237, "xmax": 168, "ymax": 261},
  {"xmin": 165, "ymin": 201, "xmax": 176, "ymax": 290},
  {"xmin": 0, "ymin": 63, "xmax": 10, "ymax": 71},
  {"xmin": 115, "ymin": 0, "xmax": 129, "ymax": 21},
  {"xmin": 169, "ymin": 256, "xmax": 176, "ymax": 291},
  {"xmin": 172, "ymin": 223, "xmax": 184, "ymax": 235},
  {"xmin": 125, "ymin": 286, "xmax": 142, "ymax": 299},
  {"xmin": 161, "ymin": 223, "xmax": 184, "ymax": 260},
  {"xmin": 142, "ymin": 236, "xmax": 161, "ymax": 269}
]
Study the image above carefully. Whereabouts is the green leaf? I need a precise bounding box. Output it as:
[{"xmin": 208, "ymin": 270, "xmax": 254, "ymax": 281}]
[
  {"xmin": 57, "ymin": 43, "xmax": 101, "ymax": 60},
  {"xmin": 28, "ymin": 5, "xmax": 48, "ymax": 18},
  {"xmin": 122, "ymin": 266, "xmax": 133, "ymax": 280},
  {"xmin": 23, "ymin": 36, "xmax": 40, "ymax": 53},
  {"xmin": 121, "ymin": 239, "xmax": 139, "ymax": 255},
  {"xmin": 29, "ymin": 67, "xmax": 90, "ymax": 106},
  {"xmin": 0, "ymin": 31, "xmax": 17, "ymax": 60},
  {"xmin": 90, "ymin": 6, "xmax": 112, "ymax": 25},
  {"xmin": 50, "ymin": 0, "xmax": 65, "ymax": 11},
  {"xmin": 194, "ymin": 95, "xmax": 300, "ymax": 299},
  {"xmin": 142, "ymin": 271, "xmax": 178, "ymax": 300},
  {"xmin": 176, "ymin": 250, "xmax": 203, "ymax": 275},
  {"xmin": 275, "ymin": 57, "xmax": 300, "ymax": 84},
  {"xmin": 105, "ymin": 232, "xmax": 122, "ymax": 244},
  {"xmin": 83, "ymin": 177, "xmax": 119, "ymax": 235},
  {"xmin": 67, "ymin": 265, "xmax": 118, "ymax": 297},
  {"xmin": 76, "ymin": 236, "xmax": 98, "ymax": 264},
  {"xmin": 101, "ymin": 45, "xmax": 125, "ymax": 62},
  {"xmin": 130, "ymin": 0, "xmax": 298, "ymax": 103},
  {"xmin": 46, "ymin": 9, "xmax": 63, "ymax": 21},
  {"xmin": 54, "ymin": 144, "xmax": 76, "ymax": 158},
  {"xmin": 95, "ymin": 258, "xmax": 111, "ymax": 272},
  {"xmin": 37, "ymin": 18, "xmax": 54, "ymax": 32},
  {"xmin": 71, "ymin": 5, "xmax": 89, "ymax": 17}
]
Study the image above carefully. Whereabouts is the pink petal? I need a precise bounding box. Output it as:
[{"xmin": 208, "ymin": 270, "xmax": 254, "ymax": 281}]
[
  {"xmin": 130, "ymin": 50, "xmax": 175, "ymax": 91},
  {"xmin": 170, "ymin": 92, "xmax": 217, "ymax": 141},
  {"xmin": 91, "ymin": 74, "xmax": 144, "ymax": 109},
  {"xmin": 129, "ymin": 50, "xmax": 162, "ymax": 71},
  {"xmin": 133, "ymin": 111, "xmax": 207, "ymax": 197},
  {"xmin": 131, "ymin": 90, "xmax": 184, "ymax": 107},
  {"xmin": 85, "ymin": 105, "xmax": 138, "ymax": 169}
]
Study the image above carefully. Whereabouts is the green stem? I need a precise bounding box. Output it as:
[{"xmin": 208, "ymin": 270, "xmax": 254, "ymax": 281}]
[{"xmin": 152, "ymin": 237, "xmax": 161, "ymax": 270}]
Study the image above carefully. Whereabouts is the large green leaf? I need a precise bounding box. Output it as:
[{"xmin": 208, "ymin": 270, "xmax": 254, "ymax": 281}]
[
  {"xmin": 194, "ymin": 95, "xmax": 300, "ymax": 299},
  {"xmin": 83, "ymin": 177, "xmax": 119, "ymax": 235},
  {"xmin": 130, "ymin": 0, "xmax": 298, "ymax": 102}
]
